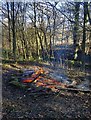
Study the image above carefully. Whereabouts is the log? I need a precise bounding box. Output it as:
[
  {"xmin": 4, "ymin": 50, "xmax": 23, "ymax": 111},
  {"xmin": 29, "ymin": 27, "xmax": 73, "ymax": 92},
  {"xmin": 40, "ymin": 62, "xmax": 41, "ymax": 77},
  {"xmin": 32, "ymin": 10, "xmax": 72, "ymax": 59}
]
[
  {"xmin": 23, "ymin": 69, "xmax": 44, "ymax": 83},
  {"xmin": 56, "ymin": 86, "xmax": 91, "ymax": 93},
  {"xmin": 23, "ymin": 73, "xmax": 41, "ymax": 83},
  {"xmin": 10, "ymin": 64, "xmax": 22, "ymax": 70},
  {"xmin": 27, "ymin": 92, "xmax": 56, "ymax": 96}
]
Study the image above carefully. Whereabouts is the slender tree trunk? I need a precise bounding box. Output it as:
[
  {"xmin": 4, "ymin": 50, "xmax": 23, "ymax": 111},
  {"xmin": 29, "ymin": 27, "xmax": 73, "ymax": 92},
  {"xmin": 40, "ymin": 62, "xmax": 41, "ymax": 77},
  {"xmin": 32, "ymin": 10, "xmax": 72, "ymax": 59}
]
[
  {"xmin": 53, "ymin": 4, "xmax": 56, "ymax": 46},
  {"xmin": 11, "ymin": 2, "xmax": 16, "ymax": 61},
  {"xmin": 49, "ymin": 32, "xmax": 52, "ymax": 60},
  {"xmin": 47, "ymin": 16, "xmax": 52, "ymax": 60},
  {"xmin": 16, "ymin": 6, "xmax": 26, "ymax": 60},
  {"xmin": 43, "ymin": 30, "xmax": 48, "ymax": 53},
  {"xmin": 87, "ymin": 2, "xmax": 91, "ymax": 55},
  {"xmin": 34, "ymin": 2, "xmax": 38, "ymax": 57},
  {"xmin": 20, "ymin": 3, "xmax": 29, "ymax": 60},
  {"xmin": 37, "ymin": 31, "xmax": 44, "ymax": 60},
  {"xmin": 7, "ymin": 2, "xmax": 11, "ymax": 50},
  {"xmin": 82, "ymin": 2, "xmax": 88, "ymax": 67},
  {"xmin": 62, "ymin": 18, "xmax": 65, "ymax": 44},
  {"xmin": 73, "ymin": 2, "xmax": 80, "ymax": 50},
  {"xmin": 19, "ymin": 32, "xmax": 26, "ymax": 60}
]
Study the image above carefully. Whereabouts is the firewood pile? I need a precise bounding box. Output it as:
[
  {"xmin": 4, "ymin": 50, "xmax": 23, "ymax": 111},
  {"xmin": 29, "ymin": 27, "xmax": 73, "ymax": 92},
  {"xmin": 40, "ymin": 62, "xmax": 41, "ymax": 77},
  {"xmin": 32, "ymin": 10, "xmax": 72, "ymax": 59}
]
[
  {"xmin": 9, "ymin": 67, "xmax": 68, "ymax": 93},
  {"xmin": 9, "ymin": 66, "xmax": 91, "ymax": 93}
]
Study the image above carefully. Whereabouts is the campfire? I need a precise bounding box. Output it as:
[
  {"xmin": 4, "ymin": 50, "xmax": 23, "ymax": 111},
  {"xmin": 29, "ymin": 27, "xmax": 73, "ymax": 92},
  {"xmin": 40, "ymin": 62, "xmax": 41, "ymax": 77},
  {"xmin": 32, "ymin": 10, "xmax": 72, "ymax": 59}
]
[{"xmin": 9, "ymin": 67, "xmax": 68, "ymax": 93}]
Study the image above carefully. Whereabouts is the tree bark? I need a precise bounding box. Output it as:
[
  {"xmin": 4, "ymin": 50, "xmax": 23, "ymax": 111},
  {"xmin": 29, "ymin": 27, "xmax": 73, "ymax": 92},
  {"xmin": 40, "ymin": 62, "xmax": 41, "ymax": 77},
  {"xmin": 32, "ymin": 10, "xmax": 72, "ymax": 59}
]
[
  {"xmin": 11, "ymin": 2, "xmax": 16, "ymax": 61},
  {"xmin": 52, "ymin": 3, "xmax": 57, "ymax": 46},
  {"xmin": 34, "ymin": 2, "xmax": 38, "ymax": 57},
  {"xmin": 82, "ymin": 2, "xmax": 88, "ymax": 67},
  {"xmin": 73, "ymin": 2, "xmax": 80, "ymax": 50},
  {"xmin": 6, "ymin": 2, "xmax": 11, "ymax": 50}
]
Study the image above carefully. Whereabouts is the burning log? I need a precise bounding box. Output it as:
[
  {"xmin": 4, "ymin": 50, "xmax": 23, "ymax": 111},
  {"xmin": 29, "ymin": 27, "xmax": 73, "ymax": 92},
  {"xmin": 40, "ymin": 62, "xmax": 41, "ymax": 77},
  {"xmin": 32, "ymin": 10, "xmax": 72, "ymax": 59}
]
[{"xmin": 23, "ymin": 68, "xmax": 44, "ymax": 83}]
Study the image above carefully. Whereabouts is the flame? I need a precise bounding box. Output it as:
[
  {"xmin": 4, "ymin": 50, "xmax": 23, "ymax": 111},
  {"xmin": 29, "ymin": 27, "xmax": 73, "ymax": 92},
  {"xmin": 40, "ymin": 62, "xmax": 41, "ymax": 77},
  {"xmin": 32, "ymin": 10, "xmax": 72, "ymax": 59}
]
[
  {"xmin": 23, "ymin": 79, "xmax": 33, "ymax": 83},
  {"xmin": 36, "ymin": 82, "xmax": 46, "ymax": 87},
  {"xmin": 35, "ymin": 68, "xmax": 44, "ymax": 75},
  {"xmin": 23, "ymin": 69, "xmax": 44, "ymax": 83},
  {"xmin": 22, "ymin": 67, "xmax": 67, "ymax": 91}
]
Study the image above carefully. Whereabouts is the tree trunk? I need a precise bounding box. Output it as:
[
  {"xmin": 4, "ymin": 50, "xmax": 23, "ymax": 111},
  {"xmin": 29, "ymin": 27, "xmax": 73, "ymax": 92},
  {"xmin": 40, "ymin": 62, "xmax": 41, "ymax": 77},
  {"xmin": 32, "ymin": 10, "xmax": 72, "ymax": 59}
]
[
  {"xmin": 47, "ymin": 16, "xmax": 52, "ymax": 60},
  {"xmin": 53, "ymin": 3, "xmax": 56, "ymax": 46},
  {"xmin": 34, "ymin": 2, "xmax": 38, "ymax": 57},
  {"xmin": 62, "ymin": 18, "xmax": 65, "ymax": 44},
  {"xmin": 37, "ymin": 31, "xmax": 44, "ymax": 60},
  {"xmin": 6, "ymin": 2, "xmax": 11, "ymax": 50},
  {"xmin": 82, "ymin": 2, "xmax": 88, "ymax": 67},
  {"xmin": 87, "ymin": 2, "xmax": 91, "ymax": 55},
  {"xmin": 73, "ymin": 2, "xmax": 80, "ymax": 50},
  {"xmin": 11, "ymin": 2, "xmax": 16, "ymax": 61}
]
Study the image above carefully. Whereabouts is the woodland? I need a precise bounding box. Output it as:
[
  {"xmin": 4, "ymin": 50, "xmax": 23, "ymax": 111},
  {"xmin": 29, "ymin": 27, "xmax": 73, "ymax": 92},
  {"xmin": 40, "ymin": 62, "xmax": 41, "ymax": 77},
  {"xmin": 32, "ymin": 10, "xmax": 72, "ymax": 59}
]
[{"xmin": 1, "ymin": 1, "xmax": 91, "ymax": 119}]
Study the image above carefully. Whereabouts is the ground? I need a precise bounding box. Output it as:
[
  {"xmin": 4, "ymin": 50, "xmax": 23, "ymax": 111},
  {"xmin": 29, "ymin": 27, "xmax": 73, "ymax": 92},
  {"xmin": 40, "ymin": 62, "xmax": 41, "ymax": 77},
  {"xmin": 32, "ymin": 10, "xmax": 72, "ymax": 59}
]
[{"xmin": 2, "ymin": 62, "xmax": 91, "ymax": 120}]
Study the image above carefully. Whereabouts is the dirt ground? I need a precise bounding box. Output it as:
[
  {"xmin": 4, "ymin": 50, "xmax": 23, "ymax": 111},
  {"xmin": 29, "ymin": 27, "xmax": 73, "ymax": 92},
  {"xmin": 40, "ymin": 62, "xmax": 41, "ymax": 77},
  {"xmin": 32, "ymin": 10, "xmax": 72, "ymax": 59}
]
[{"xmin": 2, "ymin": 62, "xmax": 91, "ymax": 120}]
